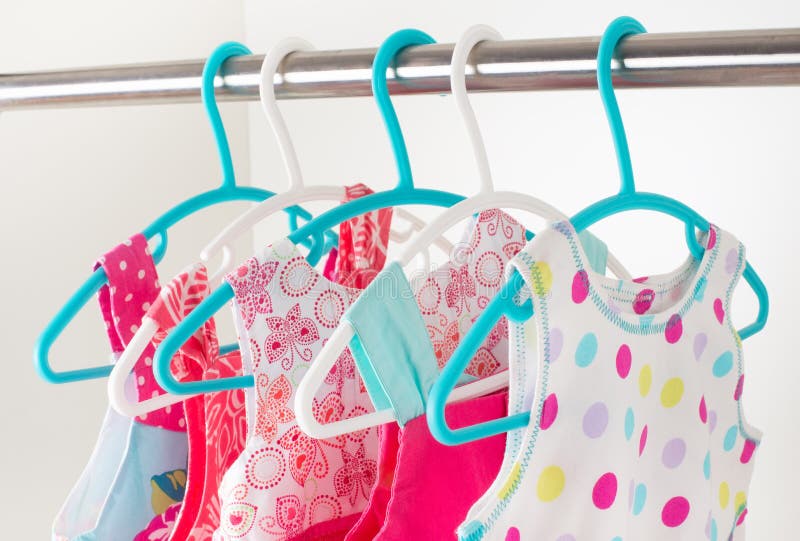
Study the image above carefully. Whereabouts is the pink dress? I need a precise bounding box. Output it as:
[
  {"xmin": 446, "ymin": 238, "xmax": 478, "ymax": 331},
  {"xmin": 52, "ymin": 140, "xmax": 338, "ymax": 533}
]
[{"xmin": 132, "ymin": 264, "xmax": 248, "ymax": 541}]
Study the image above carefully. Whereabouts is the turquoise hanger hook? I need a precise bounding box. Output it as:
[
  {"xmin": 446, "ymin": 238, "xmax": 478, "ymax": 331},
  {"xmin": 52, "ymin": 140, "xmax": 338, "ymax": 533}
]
[
  {"xmin": 203, "ymin": 41, "xmax": 251, "ymax": 190},
  {"xmin": 372, "ymin": 29, "xmax": 436, "ymax": 190},
  {"xmin": 597, "ymin": 16, "xmax": 646, "ymax": 195}
]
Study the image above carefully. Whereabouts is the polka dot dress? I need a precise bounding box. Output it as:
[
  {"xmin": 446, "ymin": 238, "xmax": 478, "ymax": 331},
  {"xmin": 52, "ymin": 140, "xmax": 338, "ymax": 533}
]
[{"xmin": 459, "ymin": 221, "xmax": 761, "ymax": 541}]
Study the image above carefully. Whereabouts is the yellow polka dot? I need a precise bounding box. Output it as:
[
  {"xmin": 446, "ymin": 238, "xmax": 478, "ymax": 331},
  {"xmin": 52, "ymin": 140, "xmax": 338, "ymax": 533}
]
[
  {"xmin": 639, "ymin": 365, "xmax": 652, "ymax": 397},
  {"xmin": 536, "ymin": 465, "xmax": 566, "ymax": 502},
  {"xmin": 734, "ymin": 330, "xmax": 742, "ymax": 348},
  {"xmin": 660, "ymin": 377, "xmax": 685, "ymax": 408},
  {"xmin": 531, "ymin": 261, "xmax": 553, "ymax": 296},
  {"xmin": 499, "ymin": 462, "xmax": 522, "ymax": 500},
  {"xmin": 523, "ymin": 319, "xmax": 538, "ymax": 350},
  {"xmin": 719, "ymin": 482, "xmax": 730, "ymax": 509},
  {"xmin": 735, "ymin": 491, "xmax": 747, "ymax": 513}
]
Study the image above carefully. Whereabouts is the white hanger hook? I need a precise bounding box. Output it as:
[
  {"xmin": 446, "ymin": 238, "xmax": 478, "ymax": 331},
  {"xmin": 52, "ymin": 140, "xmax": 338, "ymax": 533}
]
[
  {"xmin": 260, "ymin": 38, "xmax": 314, "ymax": 191},
  {"xmin": 451, "ymin": 25, "xmax": 502, "ymax": 194}
]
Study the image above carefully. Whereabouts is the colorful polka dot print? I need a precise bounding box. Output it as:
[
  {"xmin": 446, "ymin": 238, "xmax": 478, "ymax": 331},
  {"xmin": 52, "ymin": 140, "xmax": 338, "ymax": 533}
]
[{"xmin": 458, "ymin": 221, "xmax": 761, "ymax": 541}]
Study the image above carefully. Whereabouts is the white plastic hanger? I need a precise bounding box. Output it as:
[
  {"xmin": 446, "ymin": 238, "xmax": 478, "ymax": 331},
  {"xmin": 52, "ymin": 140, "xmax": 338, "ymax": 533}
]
[
  {"xmin": 295, "ymin": 25, "xmax": 634, "ymax": 439},
  {"xmin": 202, "ymin": 38, "xmax": 452, "ymax": 283}
]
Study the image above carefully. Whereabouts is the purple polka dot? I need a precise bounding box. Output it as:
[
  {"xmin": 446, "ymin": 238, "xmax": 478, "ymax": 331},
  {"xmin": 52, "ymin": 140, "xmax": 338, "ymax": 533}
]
[
  {"xmin": 541, "ymin": 393, "xmax": 558, "ymax": 430},
  {"xmin": 628, "ymin": 479, "xmax": 635, "ymax": 510},
  {"xmin": 592, "ymin": 472, "xmax": 618, "ymax": 510},
  {"xmin": 725, "ymin": 248, "xmax": 739, "ymax": 274},
  {"xmin": 583, "ymin": 402, "xmax": 609, "ymax": 439},
  {"xmin": 633, "ymin": 288, "xmax": 656, "ymax": 315},
  {"xmin": 616, "ymin": 344, "xmax": 632, "ymax": 379},
  {"xmin": 693, "ymin": 333, "xmax": 707, "ymax": 361},
  {"xmin": 549, "ymin": 328, "xmax": 564, "ymax": 363},
  {"xmin": 662, "ymin": 438, "xmax": 687, "ymax": 469},
  {"xmin": 665, "ymin": 314, "xmax": 683, "ymax": 344},
  {"xmin": 708, "ymin": 410, "xmax": 718, "ymax": 434},
  {"xmin": 572, "ymin": 270, "xmax": 590, "ymax": 304}
]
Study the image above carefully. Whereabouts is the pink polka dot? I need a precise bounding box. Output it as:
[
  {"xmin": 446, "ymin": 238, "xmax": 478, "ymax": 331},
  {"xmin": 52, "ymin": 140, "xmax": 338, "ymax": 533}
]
[
  {"xmin": 734, "ymin": 375, "xmax": 744, "ymax": 401},
  {"xmin": 592, "ymin": 472, "xmax": 618, "ymax": 510},
  {"xmin": 662, "ymin": 496, "xmax": 690, "ymax": 527},
  {"xmin": 740, "ymin": 439, "xmax": 756, "ymax": 464},
  {"xmin": 665, "ymin": 314, "xmax": 683, "ymax": 344},
  {"xmin": 707, "ymin": 227, "xmax": 717, "ymax": 250},
  {"xmin": 633, "ymin": 289, "xmax": 655, "ymax": 315},
  {"xmin": 713, "ymin": 298, "xmax": 725, "ymax": 324},
  {"xmin": 699, "ymin": 396, "xmax": 707, "ymax": 424},
  {"xmin": 737, "ymin": 508, "xmax": 748, "ymax": 526},
  {"xmin": 633, "ymin": 276, "xmax": 649, "ymax": 283},
  {"xmin": 639, "ymin": 425, "xmax": 648, "ymax": 456},
  {"xmin": 572, "ymin": 270, "xmax": 590, "ymax": 304},
  {"xmin": 616, "ymin": 345, "xmax": 631, "ymax": 379},
  {"xmin": 541, "ymin": 393, "xmax": 558, "ymax": 430},
  {"xmin": 505, "ymin": 527, "xmax": 520, "ymax": 541}
]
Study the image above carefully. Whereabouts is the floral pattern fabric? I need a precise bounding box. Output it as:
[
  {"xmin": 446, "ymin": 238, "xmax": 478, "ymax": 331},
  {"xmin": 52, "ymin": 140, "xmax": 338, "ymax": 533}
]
[{"xmin": 218, "ymin": 239, "xmax": 380, "ymax": 540}]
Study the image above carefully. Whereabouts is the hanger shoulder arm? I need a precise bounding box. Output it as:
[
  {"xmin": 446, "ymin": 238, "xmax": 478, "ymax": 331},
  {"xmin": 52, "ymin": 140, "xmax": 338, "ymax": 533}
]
[{"xmin": 153, "ymin": 282, "xmax": 253, "ymax": 394}]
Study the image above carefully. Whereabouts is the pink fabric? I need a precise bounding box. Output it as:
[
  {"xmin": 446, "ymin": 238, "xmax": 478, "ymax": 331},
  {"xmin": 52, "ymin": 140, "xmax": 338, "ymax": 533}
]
[
  {"xmin": 334, "ymin": 183, "xmax": 393, "ymax": 289},
  {"xmin": 187, "ymin": 350, "xmax": 246, "ymax": 540},
  {"xmin": 127, "ymin": 264, "xmax": 247, "ymax": 540},
  {"xmin": 131, "ymin": 264, "xmax": 213, "ymax": 539},
  {"xmin": 347, "ymin": 394, "xmax": 507, "ymax": 541},
  {"xmin": 322, "ymin": 247, "xmax": 338, "ymax": 282},
  {"xmin": 94, "ymin": 233, "xmax": 185, "ymax": 431},
  {"xmin": 134, "ymin": 503, "xmax": 182, "ymax": 541},
  {"xmin": 345, "ymin": 210, "xmax": 526, "ymax": 540},
  {"xmin": 344, "ymin": 423, "xmax": 400, "ymax": 539}
]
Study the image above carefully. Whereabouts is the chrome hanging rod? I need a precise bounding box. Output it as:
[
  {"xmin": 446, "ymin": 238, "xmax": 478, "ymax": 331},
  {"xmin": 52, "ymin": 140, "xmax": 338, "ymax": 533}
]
[{"xmin": 2, "ymin": 28, "xmax": 800, "ymax": 110}]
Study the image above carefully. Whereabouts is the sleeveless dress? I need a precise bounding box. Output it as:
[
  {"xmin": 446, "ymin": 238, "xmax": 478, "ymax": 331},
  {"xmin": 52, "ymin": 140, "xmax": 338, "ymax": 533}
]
[{"xmin": 459, "ymin": 221, "xmax": 761, "ymax": 541}]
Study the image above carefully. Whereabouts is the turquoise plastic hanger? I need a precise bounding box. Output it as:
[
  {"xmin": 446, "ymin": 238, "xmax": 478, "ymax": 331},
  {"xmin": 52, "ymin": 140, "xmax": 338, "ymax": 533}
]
[
  {"xmin": 34, "ymin": 41, "xmax": 335, "ymax": 384},
  {"xmin": 426, "ymin": 16, "xmax": 770, "ymax": 446},
  {"xmin": 153, "ymin": 28, "xmax": 467, "ymax": 396}
]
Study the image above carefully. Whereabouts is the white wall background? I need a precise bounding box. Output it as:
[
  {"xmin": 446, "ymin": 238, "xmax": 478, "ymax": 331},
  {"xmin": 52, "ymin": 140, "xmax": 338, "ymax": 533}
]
[
  {"xmin": 0, "ymin": 1, "xmax": 251, "ymax": 537},
  {"xmin": 0, "ymin": 0, "xmax": 797, "ymax": 538}
]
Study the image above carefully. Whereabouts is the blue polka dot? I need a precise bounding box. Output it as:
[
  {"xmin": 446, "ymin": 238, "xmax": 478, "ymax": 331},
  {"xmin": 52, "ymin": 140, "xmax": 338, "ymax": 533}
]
[
  {"xmin": 575, "ymin": 332, "xmax": 598, "ymax": 367},
  {"xmin": 703, "ymin": 451, "xmax": 711, "ymax": 480},
  {"xmin": 723, "ymin": 425, "xmax": 738, "ymax": 451},
  {"xmin": 710, "ymin": 518, "xmax": 718, "ymax": 541},
  {"xmin": 632, "ymin": 483, "xmax": 647, "ymax": 516},
  {"xmin": 712, "ymin": 351, "xmax": 734, "ymax": 378},
  {"xmin": 612, "ymin": 537, "xmax": 622, "ymax": 541},
  {"xmin": 624, "ymin": 407, "xmax": 635, "ymax": 441}
]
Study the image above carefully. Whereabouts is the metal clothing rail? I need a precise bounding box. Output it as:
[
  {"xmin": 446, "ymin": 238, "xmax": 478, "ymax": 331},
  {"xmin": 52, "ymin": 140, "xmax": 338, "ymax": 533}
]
[{"xmin": 2, "ymin": 28, "xmax": 800, "ymax": 110}]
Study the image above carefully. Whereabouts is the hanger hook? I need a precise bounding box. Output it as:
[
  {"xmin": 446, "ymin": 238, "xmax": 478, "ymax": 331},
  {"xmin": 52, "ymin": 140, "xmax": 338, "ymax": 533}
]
[
  {"xmin": 597, "ymin": 16, "xmax": 646, "ymax": 195},
  {"xmin": 202, "ymin": 41, "xmax": 252, "ymax": 190},
  {"xmin": 451, "ymin": 25, "xmax": 501, "ymax": 194},
  {"xmin": 261, "ymin": 38, "xmax": 313, "ymax": 191},
  {"xmin": 372, "ymin": 29, "xmax": 436, "ymax": 191}
]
